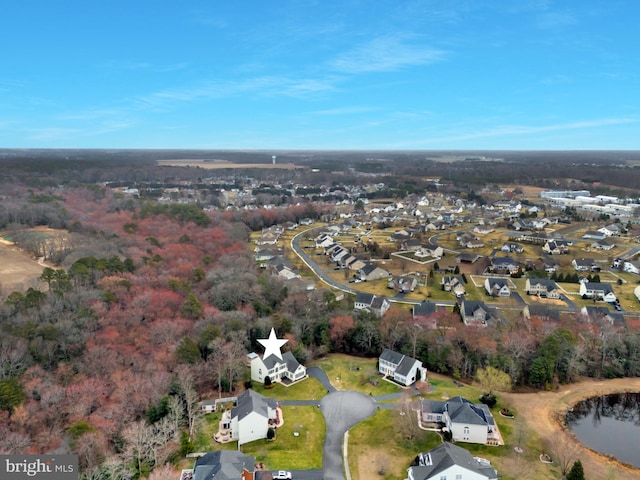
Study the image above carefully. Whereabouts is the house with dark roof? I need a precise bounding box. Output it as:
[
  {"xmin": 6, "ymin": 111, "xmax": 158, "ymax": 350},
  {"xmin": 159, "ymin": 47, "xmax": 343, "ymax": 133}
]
[
  {"xmin": 353, "ymin": 292, "xmax": 391, "ymax": 318},
  {"xmin": 441, "ymin": 275, "xmax": 466, "ymax": 297},
  {"xmin": 358, "ymin": 263, "xmax": 391, "ymax": 281},
  {"xmin": 420, "ymin": 396, "xmax": 500, "ymax": 445},
  {"xmin": 460, "ymin": 301, "xmax": 492, "ymax": 326},
  {"xmin": 578, "ymin": 280, "xmax": 617, "ymax": 302},
  {"xmin": 484, "ymin": 277, "xmax": 510, "ymax": 297},
  {"xmin": 248, "ymin": 349, "xmax": 307, "ymax": 386},
  {"xmin": 572, "ymin": 257, "xmax": 598, "ymax": 272},
  {"xmin": 543, "ymin": 239, "xmax": 569, "ymax": 255},
  {"xmin": 407, "ymin": 443, "xmax": 498, "ymax": 480},
  {"xmin": 522, "ymin": 304, "xmax": 561, "ymax": 322},
  {"xmin": 226, "ymin": 390, "xmax": 278, "ymax": 446},
  {"xmin": 388, "ymin": 275, "xmax": 418, "ymax": 293},
  {"xmin": 379, "ymin": 348, "xmax": 427, "ymax": 386},
  {"xmin": 412, "ymin": 300, "xmax": 439, "ymax": 323},
  {"xmin": 489, "ymin": 256, "xmax": 518, "ymax": 274},
  {"xmin": 580, "ymin": 306, "xmax": 625, "ymax": 328},
  {"xmin": 191, "ymin": 450, "xmax": 256, "ymax": 480},
  {"xmin": 525, "ymin": 278, "xmax": 560, "ymax": 299}
]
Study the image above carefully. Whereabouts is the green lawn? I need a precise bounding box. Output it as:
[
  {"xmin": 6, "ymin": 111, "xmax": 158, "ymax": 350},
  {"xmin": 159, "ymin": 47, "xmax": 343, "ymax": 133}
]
[
  {"xmin": 347, "ymin": 407, "xmax": 441, "ymax": 480},
  {"xmin": 241, "ymin": 405, "xmax": 325, "ymax": 470},
  {"xmin": 310, "ymin": 354, "xmax": 403, "ymax": 395},
  {"xmin": 252, "ymin": 376, "xmax": 328, "ymax": 401}
]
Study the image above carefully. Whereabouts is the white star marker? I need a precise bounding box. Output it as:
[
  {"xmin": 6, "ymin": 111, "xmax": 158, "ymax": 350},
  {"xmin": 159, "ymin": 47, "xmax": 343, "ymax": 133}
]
[{"xmin": 258, "ymin": 328, "xmax": 288, "ymax": 361}]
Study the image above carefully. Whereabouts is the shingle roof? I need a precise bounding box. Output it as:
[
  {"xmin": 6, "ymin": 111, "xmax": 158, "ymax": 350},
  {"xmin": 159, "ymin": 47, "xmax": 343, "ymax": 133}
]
[
  {"xmin": 408, "ymin": 443, "xmax": 498, "ymax": 480},
  {"xmin": 193, "ymin": 451, "xmax": 255, "ymax": 480},
  {"xmin": 231, "ymin": 389, "xmax": 276, "ymax": 422}
]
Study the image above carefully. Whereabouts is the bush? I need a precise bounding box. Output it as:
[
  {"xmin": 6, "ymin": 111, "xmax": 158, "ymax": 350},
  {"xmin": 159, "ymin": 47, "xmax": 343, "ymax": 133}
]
[{"xmin": 479, "ymin": 393, "xmax": 497, "ymax": 408}]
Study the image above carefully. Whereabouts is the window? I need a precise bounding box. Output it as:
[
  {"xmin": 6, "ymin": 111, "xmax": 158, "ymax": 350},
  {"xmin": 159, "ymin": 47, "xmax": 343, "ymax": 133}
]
[
  {"xmin": 456, "ymin": 475, "xmax": 462, "ymax": 480},
  {"xmin": 439, "ymin": 476, "xmax": 446, "ymax": 480},
  {"xmin": 463, "ymin": 426, "xmax": 470, "ymax": 435}
]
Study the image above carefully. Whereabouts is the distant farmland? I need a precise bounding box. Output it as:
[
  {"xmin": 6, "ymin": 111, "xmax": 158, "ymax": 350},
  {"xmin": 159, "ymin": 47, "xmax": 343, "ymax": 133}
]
[
  {"xmin": 157, "ymin": 159, "xmax": 305, "ymax": 169},
  {"xmin": 0, "ymin": 240, "xmax": 44, "ymax": 293}
]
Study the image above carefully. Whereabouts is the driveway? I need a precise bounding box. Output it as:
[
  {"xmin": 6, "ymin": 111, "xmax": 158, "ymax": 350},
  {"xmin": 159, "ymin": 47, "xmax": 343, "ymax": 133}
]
[
  {"xmin": 307, "ymin": 366, "xmax": 337, "ymax": 392},
  {"xmin": 319, "ymin": 391, "xmax": 377, "ymax": 480}
]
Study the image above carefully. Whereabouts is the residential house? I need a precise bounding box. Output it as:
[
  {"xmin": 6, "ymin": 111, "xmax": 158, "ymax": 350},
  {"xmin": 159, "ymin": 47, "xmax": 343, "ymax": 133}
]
[
  {"xmin": 598, "ymin": 224, "xmax": 622, "ymax": 236},
  {"xmin": 415, "ymin": 242, "xmax": 444, "ymax": 259},
  {"xmin": 473, "ymin": 225, "xmax": 494, "ymax": 235},
  {"xmin": 522, "ymin": 304, "xmax": 561, "ymax": 322},
  {"xmin": 484, "ymin": 278, "xmax": 510, "ymax": 297},
  {"xmin": 315, "ymin": 234, "xmax": 335, "ymax": 249},
  {"xmin": 461, "ymin": 301, "xmax": 492, "ymax": 326},
  {"xmin": 580, "ymin": 306, "xmax": 625, "ymax": 328},
  {"xmin": 413, "ymin": 301, "xmax": 439, "ymax": 328},
  {"xmin": 378, "ymin": 348, "xmax": 427, "ymax": 386},
  {"xmin": 572, "ymin": 257, "xmax": 598, "ymax": 272},
  {"xmin": 255, "ymin": 231, "xmax": 279, "ymax": 246},
  {"xmin": 406, "ymin": 443, "xmax": 498, "ymax": 480},
  {"xmin": 353, "ymin": 292, "xmax": 391, "ymax": 317},
  {"xmin": 540, "ymin": 256, "xmax": 560, "ymax": 273},
  {"xmin": 582, "ymin": 230, "xmax": 607, "ymax": 240},
  {"xmin": 191, "ymin": 450, "xmax": 256, "ymax": 480},
  {"xmin": 501, "ymin": 242, "xmax": 524, "ymax": 254},
  {"xmin": 525, "ymin": 278, "xmax": 560, "ymax": 299},
  {"xmin": 465, "ymin": 239, "xmax": 485, "ymax": 249},
  {"xmin": 442, "ymin": 276, "xmax": 466, "ymax": 297},
  {"xmin": 542, "ymin": 239, "xmax": 569, "ymax": 255},
  {"xmin": 226, "ymin": 389, "xmax": 278, "ymax": 446},
  {"xmin": 456, "ymin": 252, "xmax": 482, "ymax": 264},
  {"xmin": 490, "ymin": 256, "xmax": 519, "ymax": 274},
  {"xmin": 388, "ymin": 275, "xmax": 418, "ymax": 293},
  {"xmin": 579, "ymin": 281, "xmax": 617, "ymax": 302},
  {"xmin": 358, "ymin": 263, "xmax": 391, "ymax": 281},
  {"xmin": 623, "ymin": 261, "xmax": 640, "ymax": 274},
  {"xmin": 248, "ymin": 350, "xmax": 307, "ymax": 385},
  {"xmin": 420, "ymin": 396, "xmax": 499, "ymax": 445},
  {"xmin": 592, "ymin": 239, "xmax": 615, "ymax": 251}
]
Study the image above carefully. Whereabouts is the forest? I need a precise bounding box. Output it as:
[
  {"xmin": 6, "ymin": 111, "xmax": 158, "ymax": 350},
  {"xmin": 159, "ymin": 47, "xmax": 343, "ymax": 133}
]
[{"xmin": 1, "ymin": 153, "xmax": 640, "ymax": 480}]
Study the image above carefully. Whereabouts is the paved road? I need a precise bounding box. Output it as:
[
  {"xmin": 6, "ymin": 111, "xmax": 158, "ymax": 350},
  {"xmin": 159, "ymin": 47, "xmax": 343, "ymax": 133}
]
[{"xmin": 319, "ymin": 391, "xmax": 377, "ymax": 480}]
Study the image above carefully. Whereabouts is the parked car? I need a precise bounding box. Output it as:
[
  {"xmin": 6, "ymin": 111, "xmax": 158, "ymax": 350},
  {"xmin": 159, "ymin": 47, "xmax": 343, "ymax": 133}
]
[{"xmin": 273, "ymin": 472, "xmax": 292, "ymax": 480}]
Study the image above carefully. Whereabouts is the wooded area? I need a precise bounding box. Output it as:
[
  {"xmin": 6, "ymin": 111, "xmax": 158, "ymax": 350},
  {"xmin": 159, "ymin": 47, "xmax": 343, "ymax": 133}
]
[{"xmin": 1, "ymin": 153, "xmax": 640, "ymax": 479}]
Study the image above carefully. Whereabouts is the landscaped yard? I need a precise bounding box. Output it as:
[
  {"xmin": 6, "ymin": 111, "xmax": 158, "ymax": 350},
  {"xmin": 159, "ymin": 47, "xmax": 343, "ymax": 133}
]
[
  {"xmin": 252, "ymin": 376, "xmax": 328, "ymax": 401},
  {"xmin": 310, "ymin": 354, "xmax": 403, "ymax": 395},
  {"xmin": 242, "ymin": 405, "xmax": 325, "ymax": 470}
]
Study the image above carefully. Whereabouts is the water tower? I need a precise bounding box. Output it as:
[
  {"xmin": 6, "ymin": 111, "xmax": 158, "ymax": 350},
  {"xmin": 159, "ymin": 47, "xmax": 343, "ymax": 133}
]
[{"xmin": 272, "ymin": 155, "xmax": 277, "ymax": 165}]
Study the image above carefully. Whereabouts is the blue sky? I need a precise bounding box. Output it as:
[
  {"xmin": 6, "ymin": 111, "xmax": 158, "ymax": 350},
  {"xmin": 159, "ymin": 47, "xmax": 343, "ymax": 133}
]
[{"xmin": 1, "ymin": 1, "xmax": 638, "ymax": 149}]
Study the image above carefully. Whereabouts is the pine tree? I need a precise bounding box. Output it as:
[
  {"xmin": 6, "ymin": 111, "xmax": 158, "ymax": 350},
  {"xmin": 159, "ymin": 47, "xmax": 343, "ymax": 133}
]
[{"xmin": 566, "ymin": 459, "xmax": 585, "ymax": 480}]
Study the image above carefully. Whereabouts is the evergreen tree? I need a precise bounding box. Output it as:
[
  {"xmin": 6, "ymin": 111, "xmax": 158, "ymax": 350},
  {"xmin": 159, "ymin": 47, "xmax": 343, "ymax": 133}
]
[{"xmin": 566, "ymin": 459, "xmax": 585, "ymax": 480}]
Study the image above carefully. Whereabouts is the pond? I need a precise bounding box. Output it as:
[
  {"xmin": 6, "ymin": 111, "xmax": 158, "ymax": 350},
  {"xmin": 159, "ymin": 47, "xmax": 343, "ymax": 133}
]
[{"xmin": 565, "ymin": 392, "xmax": 640, "ymax": 469}]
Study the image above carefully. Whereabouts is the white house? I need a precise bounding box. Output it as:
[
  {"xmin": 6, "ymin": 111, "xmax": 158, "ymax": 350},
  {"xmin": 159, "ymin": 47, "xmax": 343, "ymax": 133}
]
[
  {"xmin": 579, "ymin": 281, "xmax": 617, "ymax": 302},
  {"xmin": 358, "ymin": 263, "xmax": 391, "ymax": 281},
  {"xmin": 354, "ymin": 292, "xmax": 391, "ymax": 318},
  {"xmin": 442, "ymin": 275, "xmax": 466, "ymax": 297},
  {"xmin": 378, "ymin": 348, "xmax": 427, "ymax": 386},
  {"xmin": 407, "ymin": 443, "xmax": 498, "ymax": 480},
  {"xmin": 484, "ymin": 278, "xmax": 510, "ymax": 297},
  {"xmin": 226, "ymin": 389, "xmax": 278, "ymax": 446},
  {"xmin": 525, "ymin": 278, "xmax": 560, "ymax": 299},
  {"xmin": 248, "ymin": 351, "xmax": 306, "ymax": 385},
  {"xmin": 420, "ymin": 396, "xmax": 500, "ymax": 445},
  {"xmin": 623, "ymin": 261, "xmax": 640, "ymax": 274}
]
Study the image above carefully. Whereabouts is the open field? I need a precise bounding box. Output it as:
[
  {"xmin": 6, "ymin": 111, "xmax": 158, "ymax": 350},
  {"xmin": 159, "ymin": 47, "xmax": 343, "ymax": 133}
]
[
  {"xmin": 157, "ymin": 159, "xmax": 304, "ymax": 169},
  {"xmin": 0, "ymin": 238, "xmax": 44, "ymax": 292}
]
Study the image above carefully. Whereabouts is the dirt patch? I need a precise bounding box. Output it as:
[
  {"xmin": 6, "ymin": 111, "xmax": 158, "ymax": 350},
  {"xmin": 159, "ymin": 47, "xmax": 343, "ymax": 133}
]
[
  {"xmin": 0, "ymin": 242, "xmax": 44, "ymax": 292},
  {"xmin": 502, "ymin": 378, "xmax": 640, "ymax": 480},
  {"xmin": 355, "ymin": 446, "xmax": 403, "ymax": 479}
]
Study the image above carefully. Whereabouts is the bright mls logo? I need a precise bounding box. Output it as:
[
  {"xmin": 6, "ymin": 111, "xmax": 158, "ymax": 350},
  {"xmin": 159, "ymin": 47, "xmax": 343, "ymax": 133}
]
[{"xmin": 1, "ymin": 455, "xmax": 78, "ymax": 480}]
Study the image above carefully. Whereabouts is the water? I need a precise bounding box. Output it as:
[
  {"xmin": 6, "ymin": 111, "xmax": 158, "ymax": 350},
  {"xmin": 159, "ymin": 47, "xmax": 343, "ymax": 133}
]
[{"xmin": 565, "ymin": 393, "xmax": 640, "ymax": 468}]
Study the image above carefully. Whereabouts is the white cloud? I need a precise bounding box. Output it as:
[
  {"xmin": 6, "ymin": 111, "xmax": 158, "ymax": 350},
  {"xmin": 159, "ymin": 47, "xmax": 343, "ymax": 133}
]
[{"xmin": 331, "ymin": 35, "xmax": 447, "ymax": 73}]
